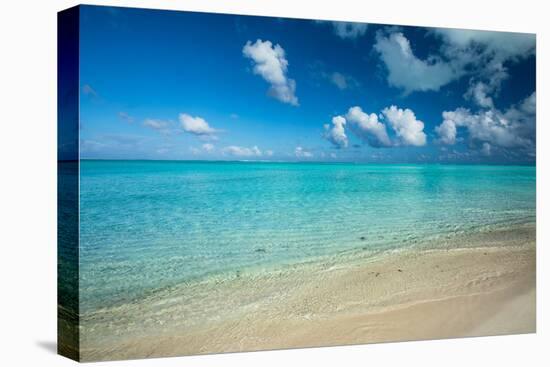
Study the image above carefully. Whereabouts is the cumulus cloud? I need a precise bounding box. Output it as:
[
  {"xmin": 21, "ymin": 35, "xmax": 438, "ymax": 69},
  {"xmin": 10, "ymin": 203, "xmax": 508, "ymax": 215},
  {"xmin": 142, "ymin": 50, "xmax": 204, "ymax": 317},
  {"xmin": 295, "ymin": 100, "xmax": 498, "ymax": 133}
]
[
  {"xmin": 323, "ymin": 115, "xmax": 348, "ymax": 148},
  {"xmin": 223, "ymin": 145, "xmax": 262, "ymax": 157},
  {"xmin": 331, "ymin": 21, "xmax": 368, "ymax": 39},
  {"xmin": 243, "ymin": 39, "xmax": 299, "ymax": 106},
  {"xmin": 374, "ymin": 31, "xmax": 458, "ymax": 93},
  {"xmin": 439, "ymin": 109, "xmax": 518, "ymax": 147},
  {"xmin": 295, "ymin": 146, "xmax": 313, "ymax": 158},
  {"xmin": 435, "ymin": 92, "xmax": 536, "ymax": 151},
  {"xmin": 435, "ymin": 119, "xmax": 457, "ymax": 145},
  {"xmin": 179, "ymin": 113, "xmax": 218, "ymax": 136},
  {"xmin": 381, "ymin": 106, "xmax": 427, "ymax": 146},
  {"xmin": 323, "ymin": 105, "xmax": 428, "ymax": 148},
  {"xmin": 345, "ymin": 106, "xmax": 392, "ymax": 147}
]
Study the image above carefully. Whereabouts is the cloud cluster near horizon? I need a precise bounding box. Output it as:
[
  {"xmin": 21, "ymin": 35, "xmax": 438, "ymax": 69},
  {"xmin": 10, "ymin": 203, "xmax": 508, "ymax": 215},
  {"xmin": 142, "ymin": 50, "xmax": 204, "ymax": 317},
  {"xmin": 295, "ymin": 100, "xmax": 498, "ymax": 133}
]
[
  {"xmin": 295, "ymin": 146, "xmax": 313, "ymax": 158},
  {"xmin": 435, "ymin": 92, "xmax": 535, "ymax": 155},
  {"xmin": 325, "ymin": 105, "xmax": 426, "ymax": 148},
  {"xmin": 132, "ymin": 114, "xmax": 223, "ymax": 142}
]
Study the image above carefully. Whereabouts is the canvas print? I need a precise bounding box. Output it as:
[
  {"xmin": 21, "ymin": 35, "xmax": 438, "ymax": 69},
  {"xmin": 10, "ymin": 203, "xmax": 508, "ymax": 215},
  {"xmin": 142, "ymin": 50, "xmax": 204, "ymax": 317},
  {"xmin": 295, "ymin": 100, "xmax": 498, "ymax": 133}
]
[{"xmin": 58, "ymin": 5, "xmax": 536, "ymax": 362}]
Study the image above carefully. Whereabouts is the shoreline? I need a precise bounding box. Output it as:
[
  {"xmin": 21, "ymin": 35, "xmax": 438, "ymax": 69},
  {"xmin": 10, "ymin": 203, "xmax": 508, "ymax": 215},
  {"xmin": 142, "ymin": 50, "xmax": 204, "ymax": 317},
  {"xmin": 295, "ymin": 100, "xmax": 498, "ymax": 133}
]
[
  {"xmin": 78, "ymin": 223, "xmax": 536, "ymax": 361},
  {"xmin": 79, "ymin": 220, "xmax": 536, "ymax": 313}
]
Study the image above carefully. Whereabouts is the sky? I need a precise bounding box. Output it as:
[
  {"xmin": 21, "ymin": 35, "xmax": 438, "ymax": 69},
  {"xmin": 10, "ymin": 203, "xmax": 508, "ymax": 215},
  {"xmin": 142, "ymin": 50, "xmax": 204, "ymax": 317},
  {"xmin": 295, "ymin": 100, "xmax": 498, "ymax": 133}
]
[{"xmin": 77, "ymin": 5, "xmax": 536, "ymax": 164}]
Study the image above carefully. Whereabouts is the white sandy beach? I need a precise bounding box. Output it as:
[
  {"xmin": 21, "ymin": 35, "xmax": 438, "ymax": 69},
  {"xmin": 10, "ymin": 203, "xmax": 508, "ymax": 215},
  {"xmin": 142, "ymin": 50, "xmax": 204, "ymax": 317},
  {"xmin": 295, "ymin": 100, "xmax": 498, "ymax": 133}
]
[{"xmin": 78, "ymin": 224, "xmax": 535, "ymax": 361}]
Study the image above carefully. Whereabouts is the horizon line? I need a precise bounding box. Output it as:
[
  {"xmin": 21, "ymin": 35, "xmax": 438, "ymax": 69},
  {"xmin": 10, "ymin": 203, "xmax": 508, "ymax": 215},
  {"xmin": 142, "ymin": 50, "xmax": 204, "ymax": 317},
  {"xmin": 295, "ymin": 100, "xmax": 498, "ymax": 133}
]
[{"xmin": 65, "ymin": 158, "xmax": 536, "ymax": 166}]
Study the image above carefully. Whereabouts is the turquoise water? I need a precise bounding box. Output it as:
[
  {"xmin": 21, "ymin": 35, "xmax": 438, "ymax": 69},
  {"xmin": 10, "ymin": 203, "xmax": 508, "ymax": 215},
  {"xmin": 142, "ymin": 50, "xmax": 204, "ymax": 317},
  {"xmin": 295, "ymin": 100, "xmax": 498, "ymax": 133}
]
[{"xmin": 77, "ymin": 161, "xmax": 535, "ymax": 312}]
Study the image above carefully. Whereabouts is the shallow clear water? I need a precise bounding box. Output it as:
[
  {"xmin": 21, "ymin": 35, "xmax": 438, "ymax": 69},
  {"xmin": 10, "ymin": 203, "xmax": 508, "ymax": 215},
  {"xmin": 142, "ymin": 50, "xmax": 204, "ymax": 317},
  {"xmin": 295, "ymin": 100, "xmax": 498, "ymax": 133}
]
[{"xmin": 75, "ymin": 161, "xmax": 535, "ymax": 312}]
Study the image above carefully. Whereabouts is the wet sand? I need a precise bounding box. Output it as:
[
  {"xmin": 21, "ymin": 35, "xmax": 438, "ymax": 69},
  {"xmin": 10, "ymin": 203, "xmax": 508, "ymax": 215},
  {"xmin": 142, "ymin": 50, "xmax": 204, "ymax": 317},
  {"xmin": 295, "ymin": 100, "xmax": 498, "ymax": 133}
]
[{"xmin": 78, "ymin": 224, "xmax": 535, "ymax": 361}]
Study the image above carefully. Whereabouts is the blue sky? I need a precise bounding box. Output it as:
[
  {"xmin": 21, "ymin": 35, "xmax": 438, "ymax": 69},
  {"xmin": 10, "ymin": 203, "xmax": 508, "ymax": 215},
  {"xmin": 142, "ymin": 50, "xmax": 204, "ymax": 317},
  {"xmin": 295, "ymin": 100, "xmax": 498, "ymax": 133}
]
[{"xmin": 78, "ymin": 5, "xmax": 536, "ymax": 163}]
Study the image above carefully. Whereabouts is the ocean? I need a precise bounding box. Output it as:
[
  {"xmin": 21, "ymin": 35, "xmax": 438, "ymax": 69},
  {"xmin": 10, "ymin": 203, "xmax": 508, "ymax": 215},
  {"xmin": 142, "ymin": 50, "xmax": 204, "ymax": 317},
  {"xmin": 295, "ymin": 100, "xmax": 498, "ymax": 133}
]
[{"xmin": 74, "ymin": 160, "xmax": 535, "ymax": 313}]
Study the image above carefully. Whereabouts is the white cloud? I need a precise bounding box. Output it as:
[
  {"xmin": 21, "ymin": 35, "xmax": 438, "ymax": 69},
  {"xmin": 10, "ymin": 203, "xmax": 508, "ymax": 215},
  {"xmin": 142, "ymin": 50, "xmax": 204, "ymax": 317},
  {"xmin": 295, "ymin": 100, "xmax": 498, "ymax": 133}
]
[
  {"xmin": 464, "ymin": 81, "xmax": 494, "ymax": 108},
  {"xmin": 435, "ymin": 92, "xmax": 536, "ymax": 151},
  {"xmin": 143, "ymin": 119, "xmax": 169, "ymax": 131},
  {"xmin": 434, "ymin": 28, "xmax": 535, "ymax": 61},
  {"xmin": 179, "ymin": 114, "xmax": 217, "ymax": 136},
  {"xmin": 331, "ymin": 21, "xmax": 368, "ymax": 39},
  {"xmin": 323, "ymin": 115, "xmax": 348, "ymax": 148},
  {"xmin": 324, "ymin": 105, "xmax": 428, "ymax": 148},
  {"xmin": 243, "ymin": 39, "xmax": 298, "ymax": 106},
  {"xmin": 223, "ymin": 145, "xmax": 262, "ymax": 157},
  {"xmin": 519, "ymin": 92, "xmax": 536, "ymax": 115},
  {"xmin": 435, "ymin": 119, "xmax": 457, "ymax": 145},
  {"xmin": 372, "ymin": 27, "xmax": 535, "ymax": 101},
  {"xmin": 381, "ymin": 106, "xmax": 427, "ymax": 146},
  {"xmin": 441, "ymin": 108, "xmax": 520, "ymax": 147},
  {"xmin": 345, "ymin": 106, "xmax": 392, "ymax": 147},
  {"xmin": 295, "ymin": 146, "xmax": 313, "ymax": 158},
  {"xmin": 434, "ymin": 29, "xmax": 535, "ymax": 100},
  {"xmin": 265, "ymin": 150, "xmax": 274, "ymax": 157},
  {"xmin": 374, "ymin": 31, "xmax": 458, "ymax": 93},
  {"xmin": 202, "ymin": 143, "xmax": 215, "ymax": 153}
]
